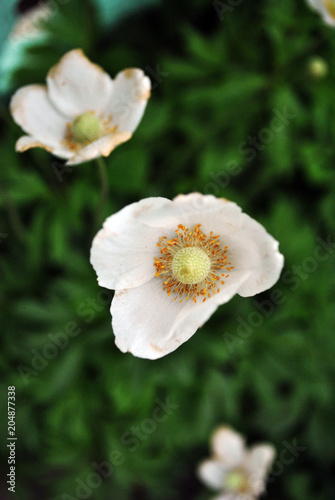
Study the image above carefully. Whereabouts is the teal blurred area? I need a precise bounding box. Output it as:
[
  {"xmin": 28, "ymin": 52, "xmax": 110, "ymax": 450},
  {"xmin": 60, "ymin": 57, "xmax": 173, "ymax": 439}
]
[
  {"xmin": 0, "ymin": 0, "xmax": 16, "ymax": 50},
  {"xmin": 94, "ymin": 0, "xmax": 161, "ymax": 28},
  {"xmin": 1, "ymin": 0, "xmax": 335, "ymax": 499}
]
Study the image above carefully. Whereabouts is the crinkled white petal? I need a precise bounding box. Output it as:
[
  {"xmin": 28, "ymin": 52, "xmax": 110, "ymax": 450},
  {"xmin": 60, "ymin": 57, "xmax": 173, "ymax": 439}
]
[
  {"xmin": 110, "ymin": 259, "xmax": 249, "ymax": 360},
  {"xmin": 173, "ymin": 193, "xmax": 237, "ymax": 213},
  {"xmin": 90, "ymin": 198, "xmax": 167, "ymax": 290},
  {"xmin": 211, "ymin": 427, "xmax": 246, "ymax": 467},
  {"xmin": 132, "ymin": 197, "xmax": 187, "ymax": 228},
  {"xmin": 136, "ymin": 194, "xmax": 243, "ymax": 236},
  {"xmin": 246, "ymin": 444, "xmax": 275, "ymax": 495},
  {"xmin": 225, "ymin": 213, "xmax": 284, "ymax": 298},
  {"xmin": 47, "ymin": 49, "xmax": 114, "ymax": 117},
  {"xmin": 109, "ymin": 68, "xmax": 151, "ymax": 133},
  {"xmin": 15, "ymin": 135, "xmax": 74, "ymax": 160},
  {"xmin": 66, "ymin": 131, "xmax": 131, "ymax": 165},
  {"xmin": 10, "ymin": 85, "xmax": 68, "ymax": 150},
  {"xmin": 198, "ymin": 460, "xmax": 228, "ymax": 491},
  {"xmin": 114, "ymin": 275, "xmax": 250, "ymax": 360},
  {"xmin": 111, "ymin": 278, "xmax": 220, "ymax": 359},
  {"xmin": 15, "ymin": 135, "xmax": 54, "ymax": 153}
]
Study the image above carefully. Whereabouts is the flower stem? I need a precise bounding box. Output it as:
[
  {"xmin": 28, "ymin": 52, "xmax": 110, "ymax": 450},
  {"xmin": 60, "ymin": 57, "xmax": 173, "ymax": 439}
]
[{"xmin": 95, "ymin": 157, "xmax": 109, "ymax": 227}]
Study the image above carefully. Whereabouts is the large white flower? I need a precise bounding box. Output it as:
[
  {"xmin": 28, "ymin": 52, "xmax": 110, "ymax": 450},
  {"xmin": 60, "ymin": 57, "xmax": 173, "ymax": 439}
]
[
  {"xmin": 307, "ymin": 0, "xmax": 335, "ymax": 26},
  {"xmin": 198, "ymin": 427, "xmax": 276, "ymax": 500},
  {"xmin": 90, "ymin": 193, "xmax": 284, "ymax": 359},
  {"xmin": 10, "ymin": 49, "xmax": 151, "ymax": 165}
]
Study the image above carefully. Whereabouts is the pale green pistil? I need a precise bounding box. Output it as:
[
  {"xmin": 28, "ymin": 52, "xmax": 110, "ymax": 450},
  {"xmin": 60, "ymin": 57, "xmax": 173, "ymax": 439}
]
[
  {"xmin": 226, "ymin": 470, "xmax": 247, "ymax": 492},
  {"xmin": 172, "ymin": 246, "xmax": 210, "ymax": 285},
  {"xmin": 71, "ymin": 112, "xmax": 103, "ymax": 145}
]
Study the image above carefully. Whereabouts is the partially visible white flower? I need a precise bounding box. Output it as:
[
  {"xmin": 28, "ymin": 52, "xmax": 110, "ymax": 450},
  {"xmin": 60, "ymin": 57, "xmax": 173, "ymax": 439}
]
[
  {"xmin": 9, "ymin": 3, "xmax": 53, "ymax": 43},
  {"xmin": 90, "ymin": 193, "xmax": 284, "ymax": 359},
  {"xmin": 198, "ymin": 427, "xmax": 276, "ymax": 500},
  {"xmin": 10, "ymin": 49, "xmax": 151, "ymax": 165},
  {"xmin": 307, "ymin": 0, "xmax": 335, "ymax": 26},
  {"xmin": 0, "ymin": 3, "xmax": 53, "ymax": 96}
]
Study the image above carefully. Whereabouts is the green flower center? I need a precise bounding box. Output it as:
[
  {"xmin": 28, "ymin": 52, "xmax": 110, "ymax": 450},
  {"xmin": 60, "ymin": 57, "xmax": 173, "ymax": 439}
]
[
  {"xmin": 71, "ymin": 112, "xmax": 103, "ymax": 145},
  {"xmin": 172, "ymin": 246, "xmax": 211, "ymax": 285},
  {"xmin": 225, "ymin": 470, "xmax": 248, "ymax": 492}
]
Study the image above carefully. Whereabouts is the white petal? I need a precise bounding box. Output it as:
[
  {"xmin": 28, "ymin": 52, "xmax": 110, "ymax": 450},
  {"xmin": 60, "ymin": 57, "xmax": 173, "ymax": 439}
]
[
  {"xmin": 109, "ymin": 68, "xmax": 151, "ymax": 133},
  {"xmin": 90, "ymin": 198, "xmax": 169, "ymax": 290},
  {"xmin": 210, "ymin": 495, "xmax": 237, "ymax": 500},
  {"xmin": 137, "ymin": 193, "xmax": 243, "ymax": 236},
  {"xmin": 110, "ymin": 262, "xmax": 249, "ymax": 359},
  {"xmin": 47, "ymin": 49, "xmax": 114, "ymax": 117},
  {"xmin": 211, "ymin": 495, "xmax": 250, "ymax": 500},
  {"xmin": 226, "ymin": 214, "xmax": 284, "ymax": 298},
  {"xmin": 211, "ymin": 427, "xmax": 246, "ymax": 467},
  {"xmin": 111, "ymin": 277, "xmax": 220, "ymax": 359},
  {"xmin": 307, "ymin": 0, "xmax": 322, "ymax": 9},
  {"xmin": 15, "ymin": 135, "xmax": 73, "ymax": 160},
  {"xmin": 10, "ymin": 85, "xmax": 68, "ymax": 149},
  {"xmin": 66, "ymin": 131, "xmax": 131, "ymax": 165},
  {"xmin": 133, "ymin": 197, "xmax": 185, "ymax": 228},
  {"xmin": 197, "ymin": 459, "xmax": 228, "ymax": 491},
  {"xmin": 15, "ymin": 135, "xmax": 54, "ymax": 153},
  {"xmin": 246, "ymin": 444, "xmax": 275, "ymax": 495},
  {"xmin": 173, "ymin": 193, "xmax": 237, "ymax": 212}
]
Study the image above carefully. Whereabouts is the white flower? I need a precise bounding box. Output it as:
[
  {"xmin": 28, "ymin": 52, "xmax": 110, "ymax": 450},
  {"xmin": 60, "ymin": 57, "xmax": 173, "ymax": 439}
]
[
  {"xmin": 198, "ymin": 427, "xmax": 276, "ymax": 500},
  {"xmin": 9, "ymin": 3, "xmax": 53, "ymax": 43},
  {"xmin": 307, "ymin": 0, "xmax": 335, "ymax": 26},
  {"xmin": 10, "ymin": 49, "xmax": 151, "ymax": 165},
  {"xmin": 90, "ymin": 193, "xmax": 284, "ymax": 359}
]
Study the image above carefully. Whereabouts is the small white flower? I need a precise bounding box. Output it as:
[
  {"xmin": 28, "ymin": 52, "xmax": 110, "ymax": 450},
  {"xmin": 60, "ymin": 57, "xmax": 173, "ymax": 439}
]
[
  {"xmin": 90, "ymin": 193, "xmax": 284, "ymax": 359},
  {"xmin": 10, "ymin": 49, "xmax": 151, "ymax": 165},
  {"xmin": 198, "ymin": 427, "xmax": 276, "ymax": 500},
  {"xmin": 9, "ymin": 3, "xmax": 53, "ymax": 43},
  {"xmin": 307, "ymin": 0, "xmax": 335, "ymax": 26}
]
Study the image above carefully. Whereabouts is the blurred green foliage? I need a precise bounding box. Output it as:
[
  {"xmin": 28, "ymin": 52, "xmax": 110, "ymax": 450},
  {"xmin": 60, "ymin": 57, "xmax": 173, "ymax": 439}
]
[{"xmin": 1, "ymin": 0, "xmax": 335, "ymax": 499}]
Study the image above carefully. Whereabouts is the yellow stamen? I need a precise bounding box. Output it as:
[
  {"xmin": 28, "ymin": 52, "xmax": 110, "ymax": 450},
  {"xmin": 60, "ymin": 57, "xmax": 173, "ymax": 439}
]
[{"xmin": 154, "ymin": 224, "xmax": 232, "ymax": 304}]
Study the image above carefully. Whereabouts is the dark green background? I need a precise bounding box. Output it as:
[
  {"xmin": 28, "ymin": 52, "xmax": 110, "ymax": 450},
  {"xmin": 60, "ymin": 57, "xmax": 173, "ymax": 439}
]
[{"xmin": 1, "ymin": 0, "xmax": 335, "ymax": 499}]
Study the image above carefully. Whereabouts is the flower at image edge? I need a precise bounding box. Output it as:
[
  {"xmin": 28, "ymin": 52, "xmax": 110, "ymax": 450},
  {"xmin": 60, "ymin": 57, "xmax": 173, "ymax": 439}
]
[
  {"xmin": 10, "ymin": 49, "xmax": 151, "ymax": 165},
  {"xmin": 198, "ymin": 426, "xmax": 275, "ymax": 500},
  {"xmin": 90, "ymin": 193, "xmax": 284, "ymax": 359},
  {"xmin": 307, "ymin": 0, "xmax": 335, "ymax": 26}
]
